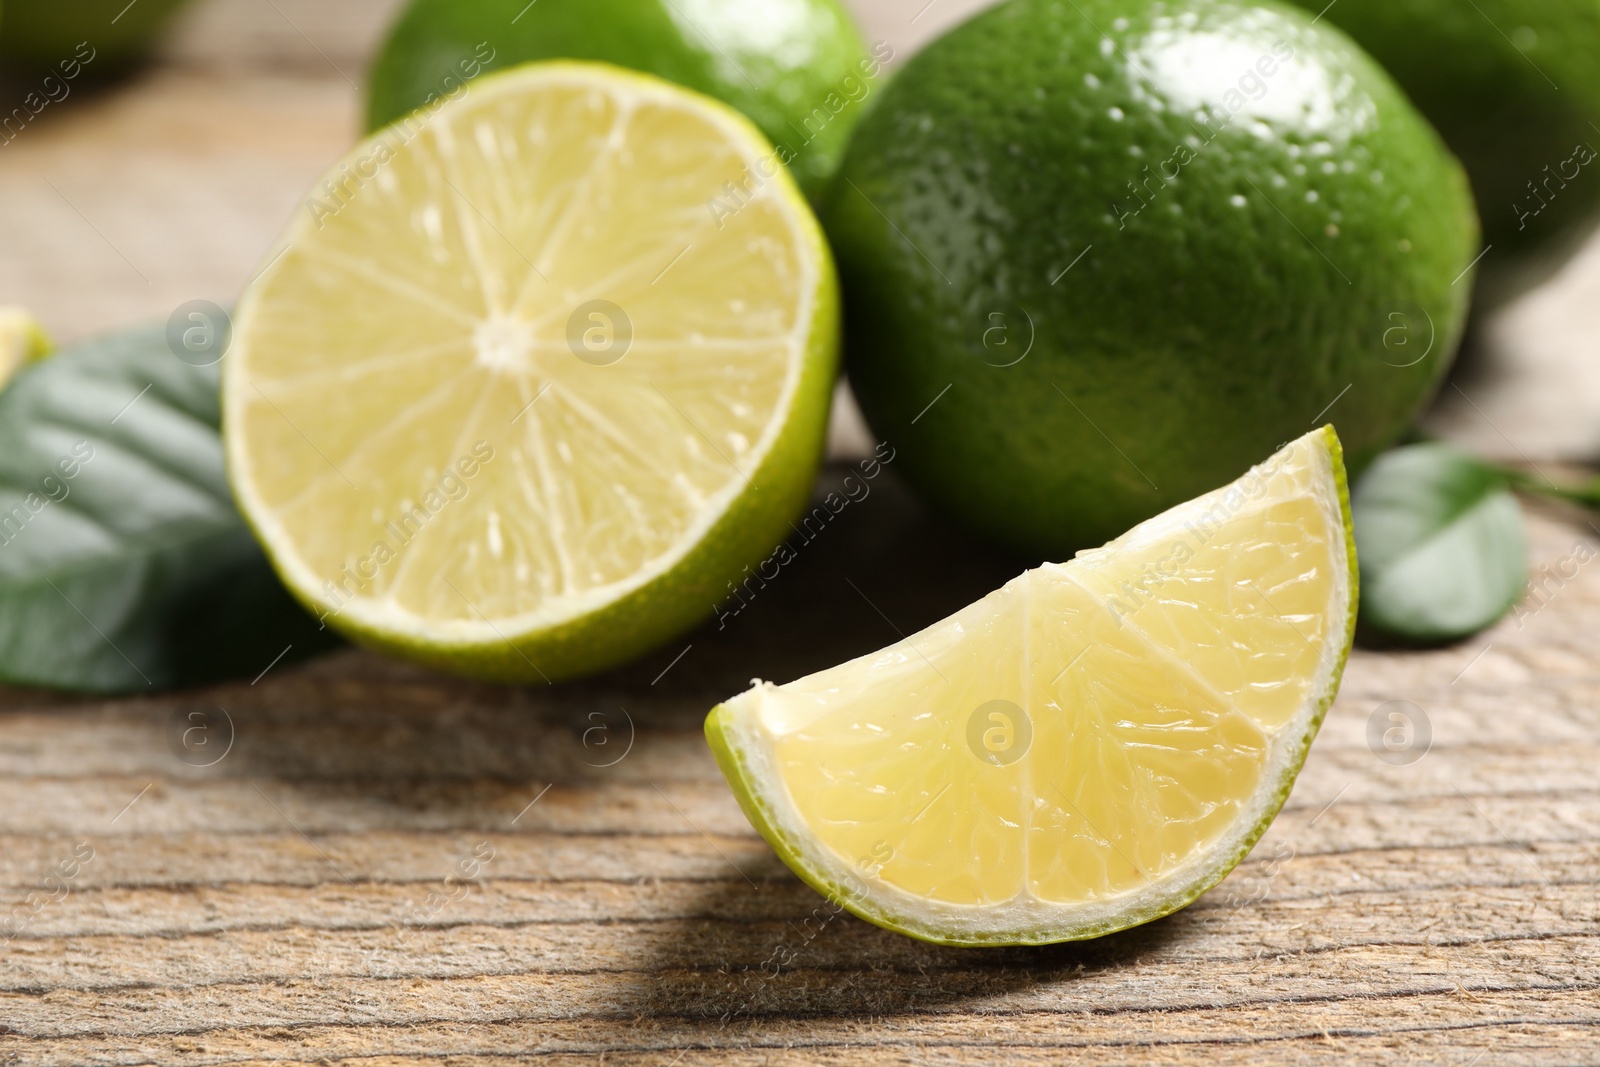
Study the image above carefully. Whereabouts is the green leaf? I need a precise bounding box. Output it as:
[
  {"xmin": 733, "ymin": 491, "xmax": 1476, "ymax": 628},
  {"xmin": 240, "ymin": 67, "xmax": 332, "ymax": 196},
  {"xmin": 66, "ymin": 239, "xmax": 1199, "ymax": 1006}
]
[
  {"xmin": 1352, "ymin": 442, "xmax": 1528, "ymax": 645},
  {"xmin": 0, "ymin": 325, "xmax": 339, "ymax": 693}
]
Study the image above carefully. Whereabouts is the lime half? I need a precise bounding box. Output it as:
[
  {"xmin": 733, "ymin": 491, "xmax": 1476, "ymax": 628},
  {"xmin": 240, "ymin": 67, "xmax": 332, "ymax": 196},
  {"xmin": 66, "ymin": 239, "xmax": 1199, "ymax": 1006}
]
[
  {"xmin": 708, "ymin": 427, "xmax": 1356, "ymax": 946},
  {"xmin": 224, "ymin": 62, "xmax": 839, "ymax": 682}
]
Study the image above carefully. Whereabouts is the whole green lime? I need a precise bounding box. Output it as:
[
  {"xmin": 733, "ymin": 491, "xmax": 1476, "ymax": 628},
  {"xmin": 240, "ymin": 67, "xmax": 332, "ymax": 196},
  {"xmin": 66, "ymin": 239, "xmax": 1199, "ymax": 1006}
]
[
  {"xmin": 0, "ymin": 0, "xmax": 192, "ymax": 70},
  {"xmin": 366, "ymin": 0, "xmax": 880, "ymax": 202},
  {"xmin": 823, "ymin": 0, "xmax": 1478, "ymax": 559},
  {"xmin": 1284, "ymin": 0, "xmax": 1600, "ymax": 298}
]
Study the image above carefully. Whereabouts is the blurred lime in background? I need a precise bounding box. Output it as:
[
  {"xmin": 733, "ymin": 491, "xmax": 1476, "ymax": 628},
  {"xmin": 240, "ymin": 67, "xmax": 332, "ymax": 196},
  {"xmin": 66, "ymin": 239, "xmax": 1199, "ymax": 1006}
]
[
  {"xmin": 0, "ymin": 0, "xmax": 193, "ymax": 70},
  {"xmin": 366, "ymin": 0, "xmax": 881, "ymax": 203},
  {"xmin": 824, "ymin": 0, "xmax": 1479, "ymax": 559},
  {"xmin": 1285, "ymin": 0, "xmax": 1600, "ymax": 300}
]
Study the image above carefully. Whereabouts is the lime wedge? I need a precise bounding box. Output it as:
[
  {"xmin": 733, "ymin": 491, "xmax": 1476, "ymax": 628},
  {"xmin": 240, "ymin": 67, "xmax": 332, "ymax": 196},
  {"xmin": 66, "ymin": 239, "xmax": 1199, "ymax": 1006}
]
[
  {"xmin": 223, "ymin": 61, "xmax": 839, "ymax": 682},
  {"xmin": 707, "ymin": 427, "xmax": 1356, "ymax": 946}
]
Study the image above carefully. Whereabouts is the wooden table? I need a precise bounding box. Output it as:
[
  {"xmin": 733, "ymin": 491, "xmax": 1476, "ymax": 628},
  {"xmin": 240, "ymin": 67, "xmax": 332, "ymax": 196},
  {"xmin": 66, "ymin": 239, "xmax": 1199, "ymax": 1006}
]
[{"xmin": 1, "ymin": 2, "xmax": 1598, "ymax": 1063}]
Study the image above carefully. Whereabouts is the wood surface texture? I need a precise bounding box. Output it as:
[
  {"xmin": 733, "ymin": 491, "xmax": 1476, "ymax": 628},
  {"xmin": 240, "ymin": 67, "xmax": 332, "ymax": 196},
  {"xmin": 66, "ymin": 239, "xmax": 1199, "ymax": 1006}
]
[{"xmin": 1, "ymin": 1, "xmax": 1599, "ymax": 1064}]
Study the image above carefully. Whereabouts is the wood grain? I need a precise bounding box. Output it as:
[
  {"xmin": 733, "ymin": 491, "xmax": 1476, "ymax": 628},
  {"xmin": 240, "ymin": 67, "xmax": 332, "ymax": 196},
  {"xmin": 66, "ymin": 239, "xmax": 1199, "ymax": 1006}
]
[
  {"xmin": 0, "ymin": 474, "xmax": 1596, "ymax": 1065},
  {"xmin": 1, "ymin": 1, "xmax": 1599, "ymax": 1063}
]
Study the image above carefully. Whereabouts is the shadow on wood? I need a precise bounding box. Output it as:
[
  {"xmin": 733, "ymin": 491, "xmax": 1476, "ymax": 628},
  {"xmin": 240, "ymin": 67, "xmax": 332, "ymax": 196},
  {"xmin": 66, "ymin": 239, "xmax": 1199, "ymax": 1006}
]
[
  {"xmin": 621, "ymin": 871, "xmax": 1190, "ymax": 1031},
  {"xmin": 593, "ymin": 462, "xmax": 1027, "ymax": 714}
]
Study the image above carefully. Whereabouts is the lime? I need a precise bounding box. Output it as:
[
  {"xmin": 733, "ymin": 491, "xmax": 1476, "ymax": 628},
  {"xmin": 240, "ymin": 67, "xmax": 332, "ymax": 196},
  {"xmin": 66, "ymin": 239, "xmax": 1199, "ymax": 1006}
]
[
  {"xmin": 1285, "ymin": 0, "xmax": 1600, "ymax": 297},
  {"xmin": 0, "ymin": 0, "xmax": 192, "ymax": 70},
  {"xmin": 0, "ymin": 307, "xmax": 53, "ymax": 391},
  {"xmin": 709, "ymin": 427, "xmax": 1355, "ymax": 946},
  {"xmin": 365, "ymin": 0, "xmax": 881, "ymax": 203},
  {"xmin": 223, "ymin": 62, "xmax": 839, "ymax": 683},
  {"xmin": 823, "ymin": 0, "xmax": 1477, "ymax": 559}
]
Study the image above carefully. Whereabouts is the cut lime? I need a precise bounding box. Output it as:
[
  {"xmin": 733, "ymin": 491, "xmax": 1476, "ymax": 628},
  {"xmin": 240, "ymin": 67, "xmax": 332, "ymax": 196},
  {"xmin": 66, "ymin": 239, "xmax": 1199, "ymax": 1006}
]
[
  {"xmin": 223, "ymin": 61, "xmax": 839, "ymax": 682},
  {"xmin": 707, "ymin": 427, "xmax": 1356, "ymax": 946}
]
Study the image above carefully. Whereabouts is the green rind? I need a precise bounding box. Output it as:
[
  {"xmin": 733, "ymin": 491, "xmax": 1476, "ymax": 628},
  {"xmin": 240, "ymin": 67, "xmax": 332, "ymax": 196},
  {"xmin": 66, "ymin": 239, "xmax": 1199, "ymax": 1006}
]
[
  {"xmin": 365, "ymin": 0, "xmax": 879, "ymax": 203},
  {"xmin": 705, "ymin": 426, "xmax": 1358, "ymax": 947},
  {"xmin": 226, "ymin": 61, "xmax": 841, "ymax": 685}
]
